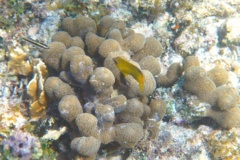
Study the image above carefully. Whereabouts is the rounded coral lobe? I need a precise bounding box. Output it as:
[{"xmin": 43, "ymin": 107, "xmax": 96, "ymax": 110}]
[
  {"xmin": 114, "ymin": 123, "xmax": 143, "ymax": 148},
  {"xmin": 89, "ymin": 67, "xmax": 115, "ymax": 93},
  {"xmin": 58, "ymin": 95, "xmax": 83, "ymax": 123},
  {"xmin": 70, "ymin": 136, "xmax": 101, "ymax": 157},
  {"xmin": 43, "ymin": 42, "xmax": 66, "ymax": 71},
  {"xmin": 70, "ymin": 55, "xmax": 93, "ymax": 84}
]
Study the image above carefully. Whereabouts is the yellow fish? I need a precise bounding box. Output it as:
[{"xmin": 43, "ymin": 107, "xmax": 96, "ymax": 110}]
[{"xmin": 113, "ymin": 57, "xmax": 145, "ymax": 91}]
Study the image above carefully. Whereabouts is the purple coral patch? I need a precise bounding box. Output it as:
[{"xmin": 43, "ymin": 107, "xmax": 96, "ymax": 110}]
[{"xmin": 3, "ymin": 130, "xmax": 41, "ymax": 160}]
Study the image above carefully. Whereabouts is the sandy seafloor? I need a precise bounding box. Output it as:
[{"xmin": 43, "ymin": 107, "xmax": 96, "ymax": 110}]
[{"xmin": 0, "ymin": 0, "xmax": 240, "ymax": 159}]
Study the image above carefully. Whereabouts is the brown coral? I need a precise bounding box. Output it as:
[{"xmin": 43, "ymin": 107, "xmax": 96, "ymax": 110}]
[
  {"xmin": 31, "ymin": 14, "xmax": 172, "ymax": 159},
  {"xmin": 70, "ymin": 36, "xmax": 85, "ymax": 49},
  {"xmin": 116, "ymin": 98, "xmax": 144, "ymax": 125},
  {"xmin": 139, "ymin": 55, "xmax": 161, "ymax": 76},
  {"xmin": 124, "ymin": 98, "xmax": 144, "ymax": 117},
  {"xmin": 145, "ymin": 99, "xmax": 166, "ymax": 138},
  {"xmin": 74, "ymin": 14, "xmax": 97, "ymax": 39},
  {"xmin": 107, "ymin": 29, "xmax": 124, "ymax": 43},
  {"xmin": 70, "ymin": 55, "xmax": 93, "ymax": 84},
  {"xmin": 123, "ymin": 70, "xmax": 156, "ymax": 98},
  {"xmin": 43, "ymin": 42, "xmax": 66, "ymax": 71},
  {"xmin": 75, "ymin": 113, "xmax": 99, "ymax": 138},
  {"xmin": 97, "ymin": 16, "xmax": 115, "ymax": 37},
  {"xmin": 85, "ymin": 32, "xmax": 105, "ymax": 57},
  {"xmin": 44, "ymin": 76, "xmax": 63, "ymax": 100},
  {"xmin": 61, "ymin": 17, "xmax": 76, "ymax": 37},
  {"xmin": 51, "ymin": 31, "xmax": 72, "ymax": 48},
  {"xmin": 157, "ymin": 63, "xmax": 182, "ymax": 87},
  {"xmin": 98, "ymin": 39, "xmax": 122, "ymax": 58},
  {"xmin": 70, "ymin": 136, "xmax": 101, "ymax": 158},
  {"xmin": 183, "ymin": 66, "xmax": 216, "ymax": 102},
  {"xmin": 149, "ymin": 99, "xmax": 166, "ymax": 121},
  {"xmin": 123, "ymin": 33, "xmax": 146, "ymax": 53},
  {"xmin": 103, "ymin": 95, "xmax": 127, "ymax": 113},
  {"xmin": 209, "ymin": 86, "xmax": 239, "ymax": 111},
  {"xmin": 52, "ymin": 82, "xmax": 75, "ymax": 101},
  {"xmin": 207, "ymin": 67, "xmax": 229, "ymax": 87},
  {"xmin": 95, "ymin": 103, "xmax": 115, "ymax": 129},
  {"xmin": 58, "ymin": 95, "xmax": 83, "ymax": 123},
  {"xmin": 89, "ymin": 67, "xmax": 115, "ymax": 93},
  {"xmin": 44, "ymin": 77, "xmax": 74, "ymax": 101},
  {"xmin": 183, "ymin": 55, "xmax": 200, "ymax": 71},
  {"xmin": 205, "ymin": 106, "xmax": 240, "ymax": 129},
  {"xmin": 61, "ymin": 46, "xmax": 85, "ymax": 71},
  {"xmin": 103, "ymin": 51, "xmax": 130, "ymax": 80},
  {"xmin": 114, "ymin": 123, "xmax": 143, "ymax": 148},
  {"xmin": 132, "ymin": 36, "xmax": 163, "ymax": 62},
  {"xmin": 110, "ymin": 20, "xmax": 126, "ymax": 36}
]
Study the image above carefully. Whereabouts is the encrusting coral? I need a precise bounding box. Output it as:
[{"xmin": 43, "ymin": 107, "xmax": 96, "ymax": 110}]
[
  {"xmin": 2, "ymin": 130, "xmax": 43, "ymax": 159},
  {"xmin": 206, "ymin": 129, "xmax": 240, "ymax": 159}
]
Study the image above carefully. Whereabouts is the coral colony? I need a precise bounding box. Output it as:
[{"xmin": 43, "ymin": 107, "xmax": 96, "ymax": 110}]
[
  {"xmin": 0, "ymin": 0, "xmax": 240, "ymax": 159},
  {"xmin": 43, "ymin": 14, "xmax": 166, "ymax": 158}
]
